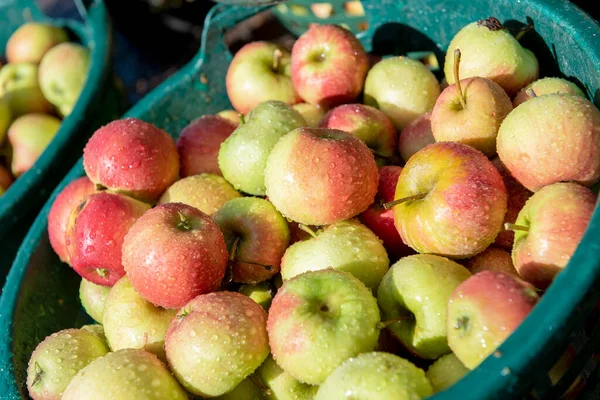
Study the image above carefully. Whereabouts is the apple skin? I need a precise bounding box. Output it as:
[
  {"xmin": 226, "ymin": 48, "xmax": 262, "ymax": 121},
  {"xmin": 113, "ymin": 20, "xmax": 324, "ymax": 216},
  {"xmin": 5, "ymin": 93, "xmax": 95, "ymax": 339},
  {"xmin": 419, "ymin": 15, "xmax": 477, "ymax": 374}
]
[
  {"xmin": 447, "ymin": 271, "xmax": 539, "ymax": 369},
  {"xmin": 256, "ymin": 355, "xmax": 319, "ymax": 400},
  {"xmin": 62, "ymin": 349, "xmax": 188, "ymax": 400},
  {"xmin": 165, "ymin": 291, "xmax": 270, "ymax": 397},
  {"xmin": 466, "ymin": 247, "xmax": 519, "ymax": 278},
  {"xmin": 239, "ymin": 282, "xmax": 274, "ymax": 311},
  {"xmin": 426, "ymin": 353, "xmax": 469, "ymax": 393},
  {"xmin": 431, "ymin": 77, "xmax": 513, "ymax": 157},
  {"xmin": 512, "ymin": 77, "xmax": 586, "ymax": 107},
  {"xmin": 397, "ymin": 111, "xmax": 435, "ymax": 163},
  {"xmin": 158, "ymin": 173, "xmax": 241, "ymax": 216},
  {"xmin": 281, "ymin": 219, "xmax": 389, "ymax": 290},
  {"xmin": 377, "ymin": 254, "xmax": 472, "ymax": 359},
  {"xmin": 227, "ymin": 41, "xmax": 301, "ymax": 114},
  {"xmin": 65, "ymin": 192, "xmax": 150, "ymax": 286},
  {"xmin": 83, "ymin": 118, "xmax": 180, "ymax": 203},
  {"xmin": 315, "ymin": 352, "xmax": 433, "ymax": 400},
  {"xmin": 27, "ymin": 328, "xmax": 109, "ymax": 400},
  {"xmin": 359, "ymin": 165, "xmax": 414, "ymax": 262},
  {"xmin": 214, "ymin": 197, "xmax": 290, "ymax": 283},
  {"xmin": 80, "ymin": 324, "xmax": 108, "ymax": 346},
  {"xmin": 497, "ymin": 94, "xmax": 600, "ymax": 192},
  {"xmin": 512, "ymin": 182, "xmax": 597, "ymax": 289},
  {"xmin": 103, "ymin": 276, "xmax": 177, "ymax": 360},
  {"xmin": 267, "ymin": 269, "xmax": 381, "ymax": 385},
  {"xmin": 79, "ymin": 278, "xmax": 111, "ymax": 323},
  {"xmin": 215, "ymin": 378, "xmax": 265, "ymax": 400},
  {"xmin": 265, "ymin": 127, "xmax": 378, "ymax": 226},
  {"xmin": 0, "ymin": 164, "xmax": 13, "ymax": 195},
  {"xmin": 176, "ymin": 115, "xmax": 237, "ymax": 177},
  {"xmin": 0, "ymin": 63, "xmax": 53, "ymax": 116},
  {"xmin": 364, "ymin": 56, "xmax": 440, "ymax": 130},
  {"xmin": 291, "ymin": 24, "xmax": 368, "ymax": 108},
  {"xmin": 444, "ymin": 18, "xmax": 539, "ymax": 97},
  {"xmin": 319, "ymin": 103, "xmax": 397, "ymax": 159},
  {"xmin": 393, "ymin": 141, "xmax": 507, "ymax": 258},
  {"xmin": 48, "ymin": 176, "xmax": 96, "ymax": 264},
  {"xmin": 292, "ymin": 103, "xmax": 326, "ymax": 128},
  {"xmin": 6, "ymin": 22, "xmax": 68, "ymax": 64},
  {"xmin": 217, "ymin": 109, "xmax": 242, "ymax": 126}
]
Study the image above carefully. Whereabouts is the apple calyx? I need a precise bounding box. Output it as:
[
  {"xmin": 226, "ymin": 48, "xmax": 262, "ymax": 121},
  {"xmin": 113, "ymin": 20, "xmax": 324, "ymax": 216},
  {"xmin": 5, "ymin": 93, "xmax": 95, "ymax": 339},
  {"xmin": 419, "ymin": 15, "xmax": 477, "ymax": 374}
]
[
  {"xmin": 514, "ymin": 22, "xmax": 534, "ymax": 41},
  {"xmin": 453, "ymin": 315, "xmax": 471, "ymax": 338},
  {"xmin": 384, "ymin": 193, "xmax": 427, "ymax": 210},
  {"xmin": 504, "ymin": 222, "xmax": 529, "ymax": 232},
  {"xmin": 272, "ymin": 49, "xmax": 283, "ymax": 72},
  {"xmin": 31, "ymin": 362, "xmax": 44, "ymax": 386},
  {"xmin": 298, "ymin": 224, "xmax": 318, "ymax": 238},
  {"xmin": 377, "ymin": 314, "xmax": 412, "ymax": 330},
  {"xmin": 453, "ymin": 49, "xmax": 467, "ymax": 109},
  {"xmin": 96, "ymin": 268, "xmax": 108, "ymax": 278},
  {"xmin": 477, "ymin": 17, "xmax": 504, "ymax": 31}
]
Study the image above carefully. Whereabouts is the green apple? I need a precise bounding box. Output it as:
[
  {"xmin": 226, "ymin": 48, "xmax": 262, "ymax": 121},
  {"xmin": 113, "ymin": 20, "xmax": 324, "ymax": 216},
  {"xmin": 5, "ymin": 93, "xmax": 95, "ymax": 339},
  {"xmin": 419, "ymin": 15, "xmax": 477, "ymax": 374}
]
[
  {"xmin": 215, "ymin": 378, "xmax": 265, "ymax": 400},
  {"xmin": 0, "ymin": 63, "xmax": 53, "ymax": 116},
  {"xmin": 0, "ymin": 99, "xmax": 11, "ymax": 144},
  {"xmin": 292, "ymin": 103, "xmax": 326, "ymax": 128},
  {"xmin": 256, "ymin": 355, "xmax": 318, "ymax": 400},
  {"xmin": 377, "ymin": 254, "xmax": 471, "ymax": 359},
  {"xmin": 267, "ymin": 269, "xmax": 380, "ymax": 385},
  {"xmin": 218, "ymin": 100, "xmax": 305, "ymax": 196},
  {"xmin": 62, "ymin": 349, "xmax": 188, "ymax": 400},
  {"xmin": 6, "ymin": 22, "xmax": 68, "ymax": 64},
  {"xmin": 158, "ymin": 173, "xmax": 242, "ymax": 215},
  {"xmin": 315, "ymin": 352, "xmax": 433, "ymax": 400},
  {"xmin": 80, "ymin": 278, "xmax": 111, "ymax": 323},
  {"xmin": 80, "ymin": 324, "xmax": 108, "ymax": 346},
  {"xmin": 39, "ymin": 42, "xmax": 90, "ymax": 117},
  {"xmin": 426, "ymin": 353, "xmax": 469, "ymax": 393},
  {"xmin": 239, "ymin": 282, "xmax": 275, "ymax": 311},
  {"xmin": 364, "ymin": 56, "xmax": 440, "ymax": 130},
  {"xmin": 102, "ymin": 276, "xmax": 177, "ymax": 360},
  {"xmin": 513, "ymin": 77, "xmax": 586, "ymax": 107},
  {"xmin": 27, "ymin": 328, "xmax": 109, "ymax": 400},
  {"xmin": 281, "ymin": 219, "xmax": 389, "ymax": 290}
]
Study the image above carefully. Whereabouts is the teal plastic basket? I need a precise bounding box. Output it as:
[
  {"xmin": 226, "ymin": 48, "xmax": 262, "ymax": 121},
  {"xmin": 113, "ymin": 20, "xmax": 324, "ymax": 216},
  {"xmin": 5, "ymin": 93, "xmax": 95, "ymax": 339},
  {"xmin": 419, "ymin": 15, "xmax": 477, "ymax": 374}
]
[
  {"xmin": 0, "ymin": 0, "xmax": 122, "ymax": 286},
  {"xmin": 1, "ymin": 1, "xmax": 600, "ymax": 398}
]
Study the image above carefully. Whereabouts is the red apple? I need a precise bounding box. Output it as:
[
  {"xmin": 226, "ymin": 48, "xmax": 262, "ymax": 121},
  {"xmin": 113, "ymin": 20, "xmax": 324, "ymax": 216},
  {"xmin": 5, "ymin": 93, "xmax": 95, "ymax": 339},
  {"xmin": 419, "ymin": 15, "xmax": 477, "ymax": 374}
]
[
  {"xmin": 66, "ymin": 192, "xmax": 150, "ymax": 286},
  {"xmin": 122, "ymin": 202, "xmax": 228, "ymax": 309},
  {"xmin": 359, "ymin": 166, "xmax": 413, "ymax": 261},
  {"xmin": 291, "ymin": 24, "xmax": 368, "ymax": 108},
  {"xmin": 83, "ymin": 118, "xmax": 179, "ymax": 203},
  {"xmin": 176, "ymin": 115, "xmax": 237, "ymax": 177},
  {"xmin": 48, "ymin": 177, "xmax": 96, "ymax": 264},
  {"xmin": 397, "ymin": 111, "xmax": 435, "ymax": 163},
  {"xmin": 466, "ymin": 247, "xmax": 519, "ymax": 277}
]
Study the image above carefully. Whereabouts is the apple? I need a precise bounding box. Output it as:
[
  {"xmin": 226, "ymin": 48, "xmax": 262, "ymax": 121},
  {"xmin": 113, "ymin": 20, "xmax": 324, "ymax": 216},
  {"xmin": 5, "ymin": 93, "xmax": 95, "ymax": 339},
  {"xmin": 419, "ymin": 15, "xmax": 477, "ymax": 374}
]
[
  {"xmin": 215, "ymin": 378, "xmax": 265, "ymax": 400},
  {"xmin": 319, "ymin": 103, "xmax": 397, "ymax": 159},
  {"xmin": 391, "ymin": 141, "xmax": 507, "ymax": 258},
  {"xmin": 27, "ymin": 328, "xmax": 109, "ymax": 400},
  {"xmin": 447, "ymin": 270, "xmax": 539, "ymax": 369},
  {"xmin": 214, "ymin": 197, "xmax": 290, "ymax": 284},
  {"xmin": 227, "ymin": 41, "xmax": 301, "ymax": 114},
  {"xmin": 165, "ymin": 291, "xmax": 270, "ymax": 397},
  {"xmin": 426, "ymin": 353, "xmax": 469, "ymax": 393},
  {"xmin": 497, "ymin": 93, "xmax": 600, "ymax": 192},
  {"xmin": 512, "ymin": 77, "xmax": 586, "ymax": 107},
  {"xmin": 218, "ymin": 100, "xmax": 306, "ymax": 196},
  {"xmin": 83, "ymin": 118, "xmax": 180, "ymax": 203},
  {"xmin": 62, "ymin": 349, "xmax": 188, "ymax": 400},
  {"xmin": 48, "ymin": 176, "xmax": 96, "ymax": 264},
  {"xmin": 80, "ymin": 324, "xmax": 108, "ymax": 345},
  {"xmin": 359, "ymin": 165, "xmax": 414, "ymax": 262},
  {"xmin": 265, "ymin": 127, "xmax": 378, "ymax": 226},
  {"xmin": 281, "ymin": 219, "xmax": 389, "ymax": 290},
  {"xmin": 79, "ymin": 278, "xmax": 111, "ymax": 323},
  {"xmin": 239, "ymin": 281, "xmax": 274, "ymax": 311},
  {"xmin": 292, "ymin": 102, "xmax": 326, "ymax": 128},
  {"xmin": 267, "ymin": 269, "xmax": 380, "ymax": 385},
  {"xmin": 377, "ymin": 254, "xmax": 472, "ymax": 359},
  {"xmin": 217, "ymin": 109, "xmax": 242, "ymax": 126},
  {"xmin": 0, "ymin": 98, "xmax": 11, "ymax": 144},
  {"xmin": 38, "ymin": 42, "xmax": 90, "ymax": 117},
  {"xmin": 8, "ymin": 113, "xmax": 61, "ymax": 177},
  {"xmin": 397, "ymin": 111, "xmax": 435, "ymax": 163},
  {"xmin": 0, "ymin": 63, "xmax": 53, "ymax": 116},
  {"xmin": 176, "ymin": 115, "xmax": 237, "ymax": 177},
  {"xmin": 364, "ymin": 56, "xmax": 440, "ymax": 130},
  {"xmin": 6, "ymin": 22, "xmax": 68, "ymax": 64},
  {"xmin": 431, "ymin": 49, "xmax": 513, "ymax": 157},
  {"xmin": 158, "ymin": 173, "xmax": 241, "ymax": 216},
  {"xmin": 444, "ymin": 17, "xmax": 539, "ymax": 96},
  {"xmin": 65, "ymin": 192, "xmax": 150, "ymax": 286},
  {"xmin": 0, "ymin": 164, "xmax": 14, "ymax": 195},
  {"xmin": 122, "ymin": 202, "xmax": 228, "ymax": 309},
  {"xmin": 509, "ymin": 182, "xmax": 597, "ymax": 289},
  {"xmin": 256, "ymin": 355, "xmax": 318, "ymax": 400},
  {"xmin": 315, "ymin": 352, "xmax": 433, "ymax": 400},
  {"xmin": 103, "ymin": 276, "xmax": 177, "ymax": 360},
  {"xmin": 291, "ymin": 24, "xmax": 368, "ymax": 108},
  {"xmin": 466, "ymin": 247, "xmax": 519, "ymax": 278}
]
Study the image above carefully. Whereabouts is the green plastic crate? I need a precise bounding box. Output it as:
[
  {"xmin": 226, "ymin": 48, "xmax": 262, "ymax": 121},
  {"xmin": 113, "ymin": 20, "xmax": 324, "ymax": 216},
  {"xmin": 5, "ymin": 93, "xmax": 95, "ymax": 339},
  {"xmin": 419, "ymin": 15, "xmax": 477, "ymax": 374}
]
[
  {"xmin": 1, "ymin": 1, "xmax": 600, "ymax": 398},
  {"xmin": 0, "ymin": 0, "xmax": 123, "ymax": 286}
]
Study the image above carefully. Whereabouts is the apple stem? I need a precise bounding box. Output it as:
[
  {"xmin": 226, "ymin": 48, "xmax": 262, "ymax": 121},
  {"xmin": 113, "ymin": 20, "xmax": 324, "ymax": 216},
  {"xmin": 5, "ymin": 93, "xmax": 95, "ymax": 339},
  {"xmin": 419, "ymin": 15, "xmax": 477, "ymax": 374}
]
[
  {"xmin": 31, "ymin": 362, "xmax": 44, "ymax": 386},
  {"xmin": 235, "ymin": 259, "xmax": 275, "ymax": 271},
  {"xmin": 526, "ymin": 88, "xmax": 537, "ymax": 98},
  {"xmin": 514, "ymin": 23, "xmax": 534, "ymax": 41},
  {"xmin": 239, "ymin": 114, "xmax": 246, "ymax": 125},
  {"xmin": 377, "ymin": 315, "xmax": 412, "ymax": 330},
  {"xmin": 383, "ymin": 193, "xmax": 427, "ymax": 210},
  {"xmin": 249, "ymin": 375, "xmax": 273, "ymax": 397},
  {"xmin": 229, "ymin": 237, "xmax": 240, "ymax": 261},
  {"xmin": 453, "ymin": 48, "xmax": 467, "ymax": 109},
  {"xmin": 298, "ymin": 224, "xmax": 318, "ymax": 238},
  {"xmin": 94, "ymin": 183, "xmax": 106, "ymax": 191},
  {"xmin": 504, "ymin": 222, "xmax": 530, "ymax": 232},
  {"xmin": 176, "ymin": 211, "xmax": 193, "ymax": 231},
  {"xmin": 273, "ymin": 49, "xmax": 283, "ymax": 71}
]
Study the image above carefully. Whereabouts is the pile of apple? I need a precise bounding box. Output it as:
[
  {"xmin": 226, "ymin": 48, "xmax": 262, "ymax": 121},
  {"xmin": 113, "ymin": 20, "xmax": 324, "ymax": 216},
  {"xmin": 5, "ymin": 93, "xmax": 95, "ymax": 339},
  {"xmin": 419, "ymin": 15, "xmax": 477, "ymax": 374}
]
[
  {"xmin": 26, "ymin": 16, "xmax": 600, "ymax": 400},
  {"xmin": 0, "ymin": 22, "xmax": 90, "ymax": 196}
]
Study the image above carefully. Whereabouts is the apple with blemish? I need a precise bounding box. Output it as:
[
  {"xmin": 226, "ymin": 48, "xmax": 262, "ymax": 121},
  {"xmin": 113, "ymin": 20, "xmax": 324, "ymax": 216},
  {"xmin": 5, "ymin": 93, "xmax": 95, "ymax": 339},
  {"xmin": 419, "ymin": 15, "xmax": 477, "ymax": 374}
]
[
  {"xmin": 397, "ymin": 111, "xmax": 435, "ymax": 163},
  {"xmin": 512, "ymin": 77, "xmax": 586, "ymax": 107},
  {"xmin": 466, "ymin": 247, "xmax": 519, "ymax": 277},
  {"xmin": 80, "ymin": 278, "xmax": 111, "ymax": 323},
  {"xmin": 6, "ymin": 22, "xmax": 68, "ymax": 64},
  {"xmin": 0, "ymin": 63, "xmax": 53, "ymax": 116},
  {"xmin": 292, "ymin": 102, "xmax": 326, "ymax": 128}
]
